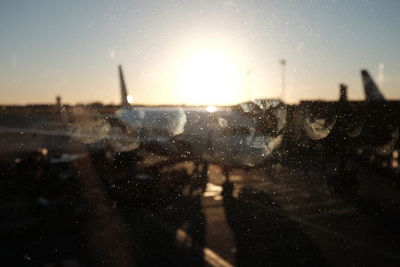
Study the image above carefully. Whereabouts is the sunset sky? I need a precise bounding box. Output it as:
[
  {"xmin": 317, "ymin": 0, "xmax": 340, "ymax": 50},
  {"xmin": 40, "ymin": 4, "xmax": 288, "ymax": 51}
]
[{"xmin": 1, "ymin": 0, "xmax": 399, "ymax": 105}]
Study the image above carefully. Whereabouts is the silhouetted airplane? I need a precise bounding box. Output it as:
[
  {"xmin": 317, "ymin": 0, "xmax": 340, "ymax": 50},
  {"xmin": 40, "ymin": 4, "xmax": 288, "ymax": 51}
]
[
  {"xmin": 361, "ymin": 69, "xmax": 385, "ymax": 101},
  {"xmin": 112, "ymin": 65, "xmax": 282, "ymax": 168},
  {"xmin": 301, "ymin": 69, "xmax": 398, "ymax": 156}
]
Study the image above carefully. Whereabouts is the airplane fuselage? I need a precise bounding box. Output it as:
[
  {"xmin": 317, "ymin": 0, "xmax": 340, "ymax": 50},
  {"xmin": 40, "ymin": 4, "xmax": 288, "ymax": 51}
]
[{"xmin": 115, "ymin": 106, "xmax": 280, "ymax": 168}]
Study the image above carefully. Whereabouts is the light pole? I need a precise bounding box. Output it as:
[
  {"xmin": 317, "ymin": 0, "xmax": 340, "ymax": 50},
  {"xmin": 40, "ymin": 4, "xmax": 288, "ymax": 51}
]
[{"xmin": 279, "ymin": 59, "xmax": 286, "ymax": 101}]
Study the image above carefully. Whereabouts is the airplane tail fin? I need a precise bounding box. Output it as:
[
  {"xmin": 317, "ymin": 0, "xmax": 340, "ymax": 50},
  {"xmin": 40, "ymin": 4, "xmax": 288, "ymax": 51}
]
[
  {"xmin": 361, "ymin": 69, "xmax": 385, "ymax": 101},
  {"xmin": 119, "ymin": 65, "xmax": 130, "ymax": 106}
]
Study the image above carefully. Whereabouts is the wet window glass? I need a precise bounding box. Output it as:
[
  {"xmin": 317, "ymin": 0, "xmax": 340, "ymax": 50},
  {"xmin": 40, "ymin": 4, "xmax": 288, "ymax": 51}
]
[{"xmin": 1, "ymin": 1, "xmax": 400, "ymax": 266}]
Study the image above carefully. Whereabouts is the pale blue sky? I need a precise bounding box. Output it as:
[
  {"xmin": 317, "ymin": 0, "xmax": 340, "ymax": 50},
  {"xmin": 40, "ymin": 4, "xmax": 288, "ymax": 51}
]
[{"xmin": 1, "ymin": 0, "xmax": 399, "ymax": 105}]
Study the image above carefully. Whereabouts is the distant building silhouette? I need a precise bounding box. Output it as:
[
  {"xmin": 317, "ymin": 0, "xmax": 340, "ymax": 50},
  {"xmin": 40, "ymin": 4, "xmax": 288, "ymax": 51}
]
[
  {"xmin": 339, "ymin": 84, "xmax": 347, "ymax": 102},
  {"xmin": 56, "ymin": 95, "xmax": 61, "ymax": 107}
]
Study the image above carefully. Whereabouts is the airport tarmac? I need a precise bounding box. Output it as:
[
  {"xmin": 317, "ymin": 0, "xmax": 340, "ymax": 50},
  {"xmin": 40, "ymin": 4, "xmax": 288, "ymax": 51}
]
[
  {"xmin": 1, "ymin": 115, "xmax": 400, "ymax": 267},
  {"xmin": 202, "ymin": 164, "xmax": 400, "ymax": 266}
]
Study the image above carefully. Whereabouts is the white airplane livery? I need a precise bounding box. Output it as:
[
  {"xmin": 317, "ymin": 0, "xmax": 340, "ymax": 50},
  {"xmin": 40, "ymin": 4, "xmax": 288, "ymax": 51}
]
[{"xmin": 114, "ymin": 65, "xmax": 282, "ymax": 168}]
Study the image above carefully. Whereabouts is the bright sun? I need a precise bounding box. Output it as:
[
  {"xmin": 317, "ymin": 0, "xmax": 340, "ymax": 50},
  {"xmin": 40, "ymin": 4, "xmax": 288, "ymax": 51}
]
[{"xmin": 178, "ymin": 50, "xmax": 243, "ymax": 105}]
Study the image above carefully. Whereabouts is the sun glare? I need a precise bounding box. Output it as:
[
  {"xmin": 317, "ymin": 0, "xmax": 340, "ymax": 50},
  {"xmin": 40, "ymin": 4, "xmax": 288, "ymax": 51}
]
[
  {"xmin": 206, "ymin": 105, "xmax": 217, "ymax": 112},
  {"xmin": 178, "ymin": 50, "xmax": 243, "ymax": 105}
]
